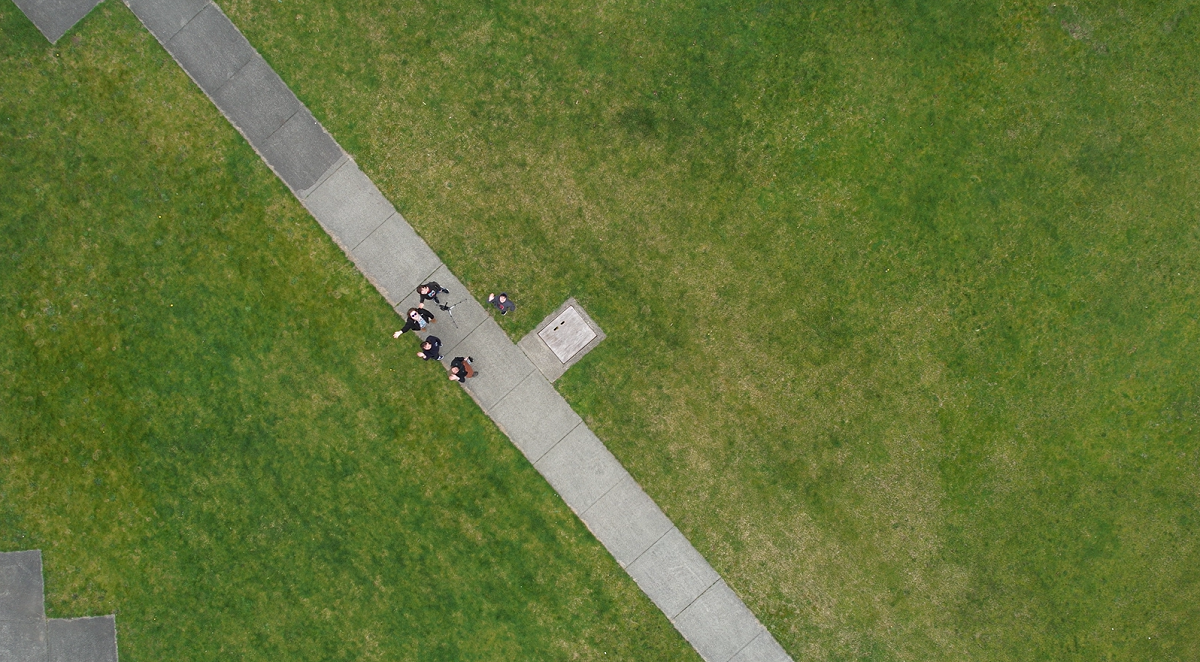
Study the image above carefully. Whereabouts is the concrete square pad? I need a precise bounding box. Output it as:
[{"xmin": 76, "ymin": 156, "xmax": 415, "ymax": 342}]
[
  {"xmin": 729, "ymin": 631, "xmax": 792, "ymax": 662},
  {"xmin": 48, "ymin": 616, "xmax": 118, "ymax": 662},
  {"xmin": 351, "ymin": 214, "xmax": 442, "ymax": 306},
  {"xmin": 124, "ymin": 0, "xmax": 208, "ymax": 43},
  {"xmin": 533, "ymin": 425, "xmax": 627, "ymax": 514},
  {"xmin": 0, "ymin": 550, "xmax": 45, "ymax": 621},
  {"xmin": 12, "ymin": 0, "xmax": 104, "ymax": 43},
  {"xmin": 212, "ymin": 55, "xmax": 300, "ymax": 145},
  {"xmin": 519, "ymin": 297, "xmax": 605, "ymax": 382},
  {"xmin": 441, "ymin": 319, "xmax": 536, "ymax": 410},
  {"xmin": 579, "ymin": 474, "xmax": 673, "ymax": 568},
  {"xmin": 165, "ymin": 3, "xmax": 254, "ymax": 95},
  {"xmin": 489, "ymin": 371, "xmax": 582, "ymax": 463},
  {"xmin": 391, "ymin": 263, "xmax": 489, "ymax": 352},
  {"xmin": 260, "ymin": 106, "xmax": 344, "ymax": 193},
  {"xmin": 303, "ymin": 159, "xmax": 397, "ymax": 250},
  {"xmin": 626, "ymin": 527, "xmax": 719, "ymax": 617},
  {"xmin": 673, "ymin": 580, "xmax": 765, "ymax": 662},
  {"xmin": 0, "ymin": 620, "xmax": 48, "ymax": 662}
]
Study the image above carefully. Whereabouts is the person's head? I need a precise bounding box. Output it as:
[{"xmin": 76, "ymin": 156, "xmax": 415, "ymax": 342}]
[
  {"xmin": 421, "ymin": 340, "xmax": 432, "ymax": 351},
  {"xmin": 407, "ymin": 308, "xmax": 420, "ymax": 320},
  {"xmin": 498, "ymin": 293, "xmax": 508, "ymax": 303},
  {"xmin": 418, "ymin": 285, "xmax": 430, "ymax": 295}
]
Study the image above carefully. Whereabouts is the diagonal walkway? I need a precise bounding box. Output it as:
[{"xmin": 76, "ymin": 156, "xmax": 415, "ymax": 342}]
[{"xmin": 12, "ymin": 1, "xmax": 792, "ymax": 660}]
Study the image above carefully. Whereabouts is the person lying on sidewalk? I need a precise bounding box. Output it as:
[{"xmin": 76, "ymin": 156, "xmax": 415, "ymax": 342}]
[
  {"xmin": 487, "ymin": 292, "xmax": 515, "ymax": 315},
  {"xmin": 393, "ymin": 307, "xmax": 435, "ymax": 337},
  {"xmin": 417, "ymin": 336, "xmax": 442, "ymax": 361},
  {"xmin": 449, "ymin": 356, "xmax": 475, "ymax": 381}
]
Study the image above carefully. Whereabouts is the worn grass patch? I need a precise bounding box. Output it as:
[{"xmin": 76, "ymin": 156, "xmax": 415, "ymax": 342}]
[
  {"xmin": 215, "ymin": 0, "xmax": 1200, "ymax": 659},
  {"xmin": 0, "ymin": 3, "xmax": 698, "ymax": 660}
]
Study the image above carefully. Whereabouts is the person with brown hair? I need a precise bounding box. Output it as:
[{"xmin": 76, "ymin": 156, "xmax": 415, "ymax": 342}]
[
  {"xmin": 393, "ymin": 307, "xmax": 435, "ymax": 337},
  {"xmin": 448, "ymin": 356, "xmax": 475, "ymax": 381}
]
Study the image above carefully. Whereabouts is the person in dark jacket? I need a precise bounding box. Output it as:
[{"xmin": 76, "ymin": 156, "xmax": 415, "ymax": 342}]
[
  {"xmin": 449, "ymin": 356, "xmax": 475, "ymax": 381},
  {"xmin": 417, "ymin": 282, "xmax": 449, "ymax": 308},
  {"xmin": 393, "ymin": 307, "xmax": 435, "ymax": 337},
  {"xmin": 417, "ymin": 336, "xmax": 442, "ymax": 361},
  {"xmin": 487, "ymin": 292, "xmax": 515, "ymax": 315}
]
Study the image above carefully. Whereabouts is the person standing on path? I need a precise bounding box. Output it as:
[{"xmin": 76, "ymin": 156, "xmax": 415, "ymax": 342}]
[
  {"xmin": 417, "ymin": 282, "xmax": 449, "ymax": 308},
  {"xmin": 449, "ymin": 356, "xmax": 475, "ymax": 381},
  {"xmin": 488, "ymin": 292, "xmax": 515, "ymax": 315},
  {"xmin": 417, "ymin": 336, "xmax": 442, "ymax": 361},
  {"xmin": 394, "ymin": 307, "xmax": 435, "ymax": 336}
]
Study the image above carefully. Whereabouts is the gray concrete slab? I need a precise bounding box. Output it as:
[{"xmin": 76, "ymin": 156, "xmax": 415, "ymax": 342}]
[
  {"xmin": 124, "ymin": 0, "xmax": 207, "ymax": 43},
  {"xmin": 674, "ymin": 580, "xmax": 765, "ymax": 662},
  {"xmin": 580, "ymin": 475, "xmax": 673, "ymax": 568},
  {"xmin": 0, "ymin": 620, "xmax": 47, "ymax": 662},
  {"xmin": 12, "ymin": 0, "xmax": 103, "ymax": 43},
  {"xmin": 165, "ymin": 4, "xmax": 254, "ymax": 95},
  {"xmin": 626, "ymin": 527, "xmax": 719, "ymax": 617},
  {"xmin": 47, "ymin": 616, "xmax": 117, "ymax": 662},
  {"xmin": 518, "ymin": 297, "xmax": 605, "ymax": 382},
  {"xmin": 259, "ymin": 106, "xmax": 344, "ymax": 193},
  {"xmin": 489, "ymin": 372, "xmax": 582, "ymax": 463},
  {"xmin": 303, "ymin": 159, "xmax": 396, "ymax": 250},
  {"xmin": 351, "ymin": 214, "xmax": 442, "ymax": 306},
  {"xmin": 539, "ymin": 306, "xmax": 596, "ymax": 362},
  {"xmin": 212, "ymin": 55, "xmax": 300, "ymax": 145},
  {"xmin": 728, "ymin": 631, "xmax": 791, "ymax": 662},
  {"xmin": 0, "ymin": 550, "xmax": 45, "ymax": 621},
  {"xmin": 533, "ymin": 425, "xmax": 627, "ymax": 514},
  {"xmin": 440, "ymin": 319, "xmax": 536, "ymax": 410},
  {"xmin": 392, "ymin": 264, "xmax": 488, "ymax": 351}
]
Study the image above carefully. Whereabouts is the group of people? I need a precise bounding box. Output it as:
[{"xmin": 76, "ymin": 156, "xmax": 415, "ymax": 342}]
[{"xmin": 392, "ymin": 281, "xmax": 516, "ymax": 382}]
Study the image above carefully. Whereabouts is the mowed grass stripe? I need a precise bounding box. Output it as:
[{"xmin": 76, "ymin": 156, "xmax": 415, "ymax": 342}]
[{"xmin": 0, "ymin": 3, "xmax": 698, "ymax": 660}]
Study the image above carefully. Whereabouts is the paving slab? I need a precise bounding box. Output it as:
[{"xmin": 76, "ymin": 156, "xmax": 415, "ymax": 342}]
[
  {"xmin": 440, "ymin": 319, "xmax": 536, "ymax": 410},
  {"xmin": 580, "ymin": 475, "xmax": 673, "ymax": 567},
  {"xmin": 259, "ymin": 106, "xmax": 344, "ymax": 193},
  {"xmin": 12, "ymin": 0, "xmax": 103, "ymax": 43},
  {"xmin": 518, "ymin": 298, "xmax": 605, "ymax": 382},
  {"xmin": 303, "ymin": 160, "xmax": 396, "ymax": 250},
  {"xmin": 674, "ymin": 580, "xmax": 765, "ymax": 662},
  {"xmin": 728, "ymin": 631, "xmax": 791, "ymax": 662},
  {"xmin": 0, "ymin": 620, "xmax": 47, "ymax": 662},
  {"xmin": 47, "ymin": 617, "xmax": 117, "ymax": 662},
  {"xmin": 212, "ymin": 55, "xmax": 300, "ymax": 145},
  {"xmin": 489, "ymin": 371, "xmax": 582, "ymax": 463},
  {"xmin": 392, "ymin": 264, "xmax": 488, "ymax": 351},
  {"xmin": 351, "ymin": 214, "xmax": 442, "ymax": 305},
  {"xmin": 0, "ymin": 550, "xmax": 45, "ymax": 622},
  {"xmin": 165, "ymin": 4, "xmax": 254, "ymax": 95},
  {"xmin": 533, "ymin": 425, "xmax": 627, "ymax": 514},
  {"xmin": 626, "ymin": 527, "xmax": 719, "ymax": 617},
  {"xmin": 123, "ymin": 0, "xmax": 207, "ymax": 43},
  {"xmin": 539, "ymin": 306, "xmax": 596, "ymax": 362}
]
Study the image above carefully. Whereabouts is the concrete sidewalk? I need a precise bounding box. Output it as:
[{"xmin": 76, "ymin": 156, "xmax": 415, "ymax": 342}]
[{"xmin": 11, "ymin": 1, "xmax": 792, "ymax": 660}]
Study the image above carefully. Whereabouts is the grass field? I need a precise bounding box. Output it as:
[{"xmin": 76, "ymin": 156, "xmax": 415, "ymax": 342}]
[
  {"xmin": 0, "ymin": 3, "xmax": 700, "ymax": 660},
  {"xmin": 214, "ymin": 0, "xmax": 1200, "ymax": 659}
]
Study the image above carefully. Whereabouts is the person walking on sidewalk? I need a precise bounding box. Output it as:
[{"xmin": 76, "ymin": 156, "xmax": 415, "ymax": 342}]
[
  {"xmin": 488, "ymin": 292, "xmax": 515, "ymax": 315},
  {"xmin": 394, "ymin": 307, "xmax": 435, "ymax": 337},
  {"xmin": 449, "ymin": 356, "xmax": 475, "ymax": 381},
  {"xmin": 417, "ymin": 282, "xmax": 449, "ymax": 308},
  {"xmin": 417, "ymin": 336, "xmax": 442, "ymax": 361}
]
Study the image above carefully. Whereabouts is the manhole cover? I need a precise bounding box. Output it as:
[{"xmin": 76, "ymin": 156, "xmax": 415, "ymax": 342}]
[{"xmin": 538, "ymin": 306, "xmax": 597, "ymax": 362}]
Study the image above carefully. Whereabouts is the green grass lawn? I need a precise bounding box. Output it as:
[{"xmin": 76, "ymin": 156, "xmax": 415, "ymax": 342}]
[
  {"xmin": 0, "ymin": 3, "xmax": 699, "ymax": 660},
  {"xmin": 214, "ymin": 0, "xmax": 1200, "ymax": 659}
]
